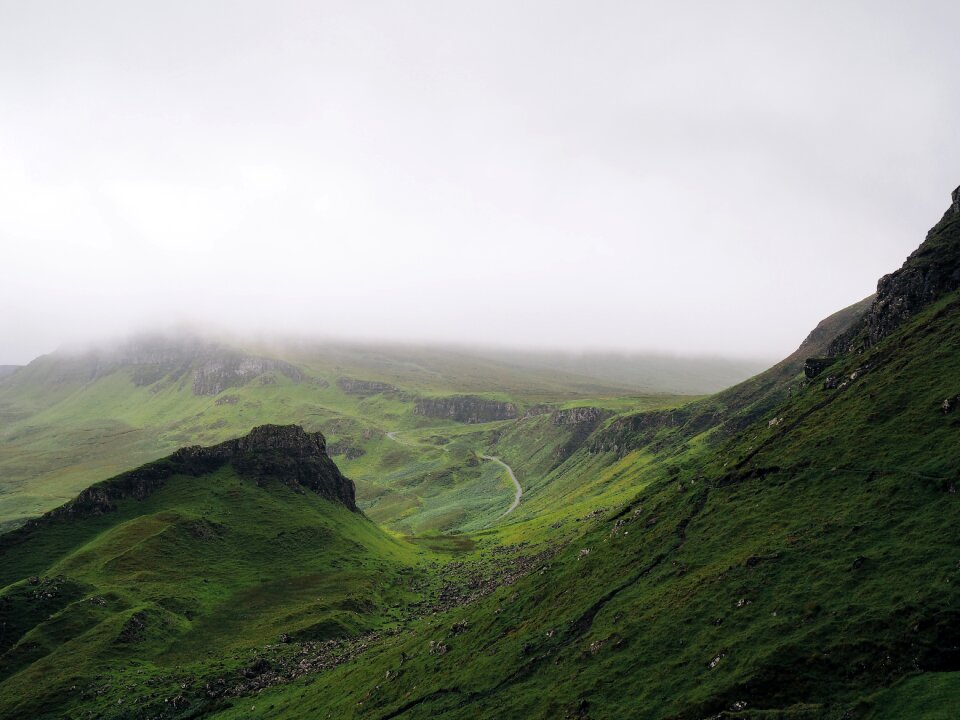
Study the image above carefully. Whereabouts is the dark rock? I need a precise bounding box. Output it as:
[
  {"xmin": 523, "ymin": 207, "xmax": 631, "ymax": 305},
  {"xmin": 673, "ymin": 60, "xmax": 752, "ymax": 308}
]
[
  {"xmin": 3, "ymin": 425, "xmax": 357, "ymax": 533},
  {"xmin": 804, "ymin": 357, "xmax": 838, "ymax": 379},
  {"xmin": 830, "ymin": 189, "xmax": 960, "ymax": 355},
  {"xmin": 117, "ymin": 611, "xmax": 148, "ymax": 643},
  {"xmin": 414, "ymin": 396, "xmax": 518, "ymax": 424},
  {"xmin": 943, "ymin": 396, "xmax": 960, "ymax": 414},
  {"xmin": 241, "ymin": 659, "xmax": 272, "ymax": 679}
]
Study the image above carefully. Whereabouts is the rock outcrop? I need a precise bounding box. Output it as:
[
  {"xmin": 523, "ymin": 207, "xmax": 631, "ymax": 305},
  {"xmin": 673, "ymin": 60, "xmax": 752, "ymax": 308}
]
[
  {"xmin": 18, "ymin": 425, "xmax": 356, "ymax": 527},
  {"xmin": 830, "ymin": 189, "xmax": 960, "ymax": 355},
  {"xmin": 550, "ymin": 406, "xmax": 608, "ymax": 426},
  {"xmin": 803, "ymin": 357, "xmax": 837, "ymax": 379},
  {"xmin": 337, "ymin": 378, "xmax": 396, "ymax": 396},
  {"xmin": 550, "ymin": 407, "xmax": 610, "ymax": 463},
  {"xmin": 414, "ymin": 396, "xmax": 518, "ymax": 424},
  {"xmin": 191, "ymin": 356, "xmax": 302, "ymax": 395},
  {"xmin": 590, "ymin": 294, "xmax": 874, "ymax": 458}
]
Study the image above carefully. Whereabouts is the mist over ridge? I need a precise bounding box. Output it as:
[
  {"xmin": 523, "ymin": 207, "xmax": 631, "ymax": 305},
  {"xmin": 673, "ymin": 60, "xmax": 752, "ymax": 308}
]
[{"xmin": 3, "ymin": 2, "xmax": 960, "ymax": 363}]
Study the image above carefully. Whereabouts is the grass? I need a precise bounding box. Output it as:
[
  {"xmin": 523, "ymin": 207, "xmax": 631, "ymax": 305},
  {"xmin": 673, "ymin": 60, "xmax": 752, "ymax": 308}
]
[
  {"xmin": 0, "ymin": 344, "xmax": 692, "ymax": 534},
  {"xmin": 2, "ymin": 222, "xmax": 960, "ymax": 717},
  {"xmin": 0, "ymin": 460, "xmax": 425, "ymax": 718},
  {"xmin": 180, "ymin": 289, "xmax": 960, "ymax": 719}
]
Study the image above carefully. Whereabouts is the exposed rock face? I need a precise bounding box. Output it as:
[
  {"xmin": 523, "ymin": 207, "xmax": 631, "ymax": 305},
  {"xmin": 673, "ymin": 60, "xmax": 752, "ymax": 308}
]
[
  {"xmin": 551, "ymin": 406, "xmax": 608, "ymax": 426},
  {"xmin": 414, "ymin": 396, "xmax": 518, "ymax": 424},
  {"xmin": 830, "ymin": 191, "xmax": 960, "ymax": 355},
  {"xmin": 337, "ymin": 377, "xmax": 396, "ymax": 396},
  {"xmin": 550, "ymin": 407, "xmax": 610, "ymax": 463},
  {"xmin": 803, "ymin": 357, "xmax": 837, "ymax": 379},
  {"xmin": 22, "ymin": 425, "xmax": 356, "ymax": 524},
  {"xmin": 590, "ymin": 406, "xmax": 708, "ymax": 456},
  {"xmin": 192, "ymin": 356, "xmax": 302, "ymax": 395}
]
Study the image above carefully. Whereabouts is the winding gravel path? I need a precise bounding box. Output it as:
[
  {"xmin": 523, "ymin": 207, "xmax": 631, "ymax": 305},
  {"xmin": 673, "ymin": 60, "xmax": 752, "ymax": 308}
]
[
  {"xmin": 480, "ymin": 454, "xmax": 523, "ymax": 517},
  {"xmin": 384, "ymin": 431, "xmax": 522, "ymax": 517}
]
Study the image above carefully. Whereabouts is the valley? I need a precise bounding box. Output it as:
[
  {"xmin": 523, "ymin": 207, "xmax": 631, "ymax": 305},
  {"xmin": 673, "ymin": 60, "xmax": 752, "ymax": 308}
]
[{"xmin": 1, "ymin": 193, "xmax": 960, "ymax": 718}]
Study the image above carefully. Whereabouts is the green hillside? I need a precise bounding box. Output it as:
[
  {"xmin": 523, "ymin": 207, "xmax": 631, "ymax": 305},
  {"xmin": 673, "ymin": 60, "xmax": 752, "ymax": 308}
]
[
  {"xmin": 2, "ymin": 194, "xmax": 960, "ymax": 718},
  {"xmin": 0, "ymin": 425, "xmax": 423, "ymax": 719},
  {"xmin": 192, "ymin": 192, "xmax": 960, "ymax": 719},
  {"xmin": 0, "ymin": 341, "xmax": 695, "ymax": 533}
]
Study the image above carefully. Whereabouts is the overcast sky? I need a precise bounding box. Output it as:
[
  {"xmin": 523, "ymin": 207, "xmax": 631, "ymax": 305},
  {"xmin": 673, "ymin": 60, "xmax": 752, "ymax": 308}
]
[{"xmin": 2, "ymin": 1, "xmax": 959, "ymax": 365}]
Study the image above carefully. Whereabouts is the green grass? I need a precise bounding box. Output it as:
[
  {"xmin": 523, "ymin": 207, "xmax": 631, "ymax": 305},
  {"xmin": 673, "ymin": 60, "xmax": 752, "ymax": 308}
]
[
  {"xmin": 188, "ymin": 290, "xmax": 960, "ymax": 719},
  {"xmin": 3, "ymin": 223, "xmax": 960, "ymax": 718},
  {"xmin": 0, "ymin": 344, "xmax": 692, "ymax": 534},
  {"xmin": 0, "ymin": 460, "xmax": 425, "ymax": 718}
]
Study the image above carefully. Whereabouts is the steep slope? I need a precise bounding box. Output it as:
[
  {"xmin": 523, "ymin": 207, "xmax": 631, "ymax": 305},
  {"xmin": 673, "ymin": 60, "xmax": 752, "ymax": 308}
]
[
  {"xmin": 0, "ymin": 425, "xmax": 420, "ymax": 719},
  {"xmin": 192, "ymin": 190, "xmax": 960, "ymax": 719},
  {"xmin": 590, "ymin": 294, "xmax": 874, "ymax": 457}
]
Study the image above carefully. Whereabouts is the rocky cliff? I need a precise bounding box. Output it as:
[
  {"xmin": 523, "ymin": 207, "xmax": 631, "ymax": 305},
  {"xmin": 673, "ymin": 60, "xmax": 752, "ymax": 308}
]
[
  {"xmin": 14, "ymin": 425, "xmax": 356, "ymax": 528},
  {"xmin": 830, "ymin": 190, "xmax": 960, "ymax": 355},
  {"xmin": 191, "ymin": 355, "xmax": 302, "ymax": 395},
  {"xmin": 414, "ymin": 395, "xmax": 518, "ymax": 424}
]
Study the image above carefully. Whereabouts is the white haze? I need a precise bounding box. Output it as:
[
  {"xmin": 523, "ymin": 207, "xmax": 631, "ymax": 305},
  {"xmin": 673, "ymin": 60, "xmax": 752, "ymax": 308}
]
[{"xmin": 1, "ymin": 1, "xmax": 959, "ymax": 365}]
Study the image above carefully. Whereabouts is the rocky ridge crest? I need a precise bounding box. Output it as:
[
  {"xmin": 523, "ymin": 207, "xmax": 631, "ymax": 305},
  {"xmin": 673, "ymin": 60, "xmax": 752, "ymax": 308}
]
[
  {"xmin": 830, "ymin": 189, "xmax": 960, "ymax": 355},
  {"xmin": 10, "ymin": 425, "xmax": 356, "ymax": 533}
]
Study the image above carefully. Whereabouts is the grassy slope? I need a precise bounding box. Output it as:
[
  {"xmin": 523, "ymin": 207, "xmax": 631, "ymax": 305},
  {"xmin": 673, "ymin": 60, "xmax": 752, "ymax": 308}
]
[
  {"xmin": 0, "ymin": 344, "xmax": 692, "ymax": 534},
  {"xmin": 0, "ymin": 459, "xmax": 422, "ymax": 719},
  {"xmin": 198, "ymin": 291, "xmax": 960, "ymax": 719}
]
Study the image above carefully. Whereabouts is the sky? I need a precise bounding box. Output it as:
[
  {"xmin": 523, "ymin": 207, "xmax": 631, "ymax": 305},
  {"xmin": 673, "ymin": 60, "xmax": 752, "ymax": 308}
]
[{"xmin": 2, "ymin": 1, "xmax": 959, "ymax": 365}]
